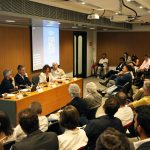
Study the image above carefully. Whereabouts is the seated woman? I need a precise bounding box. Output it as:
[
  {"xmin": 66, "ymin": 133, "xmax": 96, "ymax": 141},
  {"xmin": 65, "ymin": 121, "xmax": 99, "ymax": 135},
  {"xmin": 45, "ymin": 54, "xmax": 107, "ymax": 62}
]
[
  {"xmin": 0, "ymin": 69, "xmax": 17, "ymax": 94},
  {"xmin": 39, "ymin": 65, "xmax": 55, "ymax": 83},
  {"xmin": 0, "ymin": 111, "xmax": 14, "ymax": 145},
  {"xmin": 58, "ymin": 105, "xmax": 88, "ymax": 150},
  {"xmin": 84, "ymin": 82, "xmax": 102, "ymax": 119}
]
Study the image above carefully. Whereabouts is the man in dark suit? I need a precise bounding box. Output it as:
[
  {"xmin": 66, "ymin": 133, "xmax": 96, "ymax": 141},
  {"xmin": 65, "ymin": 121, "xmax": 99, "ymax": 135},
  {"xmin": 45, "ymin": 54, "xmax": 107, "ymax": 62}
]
[
  {"xmin": 134, "ymin": 106, "xmax": 150, "ymax": 150},
  {"xmin": 11, "ymin": 108, "xmax": 59, "ymax": 150},
  {"xmin": 15, "ymin": 65, "xmax": 31, "ymax": 88},
  {"xmin": 0, "ymin": 69, "xmax": 17, "ymax": 94},
  {"xmin": 84, "ymin": 97, "xmax": 124, "ymax": 150}
]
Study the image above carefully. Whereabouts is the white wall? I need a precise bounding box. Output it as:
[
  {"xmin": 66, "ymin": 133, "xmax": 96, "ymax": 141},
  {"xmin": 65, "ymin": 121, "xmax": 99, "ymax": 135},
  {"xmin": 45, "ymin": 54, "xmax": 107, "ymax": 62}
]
[{"xmin": 86, "ymin": 31, "xmax": 97, "ymax": 77}]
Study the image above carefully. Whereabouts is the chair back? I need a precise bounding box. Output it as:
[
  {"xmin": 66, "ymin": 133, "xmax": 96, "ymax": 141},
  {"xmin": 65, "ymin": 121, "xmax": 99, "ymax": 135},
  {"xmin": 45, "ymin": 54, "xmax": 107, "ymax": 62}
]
[
  {"xmin": 32, "ymin": 75, "xmax": 39, "ymax": 84},
  {"xmin": 3, "ymin": 140, "xmax": 15, "ymax": 150}
]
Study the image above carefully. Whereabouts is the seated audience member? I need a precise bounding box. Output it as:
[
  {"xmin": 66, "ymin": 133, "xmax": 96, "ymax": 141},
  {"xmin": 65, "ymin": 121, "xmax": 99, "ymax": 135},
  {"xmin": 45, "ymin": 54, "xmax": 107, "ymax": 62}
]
[
  {"xmin": 96, "ymin": 128, "xmax": 131, "ymax": 150},
  {"xmin": 68, "ymin": 84, "xmax": 88, "ymax": 125},
  {"xmin": 84, "ymin": 82, "xmax": 102, "ymax": 119},
  {"xmin": 0, "ymin": 69, "xmax": 17, "ymax": 94},
  {"xmin": 131, "ymin": 54, "xmax": 140, "ymax": 67},
  {"xmin": 128, "ymin": 80, "xmax": 150, "ymax": 109},
  {"xmin": 14, "ymin": 101, "xmax": 48, "ymax": 142},
  {"xmin": 84, "ymin": 96, "xmax": 124, "ymax": 149},
  {"xmin": 123, "ymin": 52, "xmax": 132, "ymax": 64},
  {"xmin": 39, "ymin": 64, "xmax": 55, "ymax": 83},
  {"xmin": 15, "ymin": 65, "xmax": 31, "ymax": 88},
  {"xmin": 102, "ymin": 57, "xmax": 126, "ymax": 80},
  {"xmin": 58, "ymin": 105, "xmax": 88, "ymax": 150},
  {"xmin": 0, "ymin": 111, "xmax": 13, "ymax": 144},
  {"xmin": 11, "ymin": 108, "xmax": 58, "ymax": 150},
  {"xmin": 51, "ymin": 62, "xmax": 66, "ymax": 79},
  {"xmin": 134, "ymin": 105, "xmax": 150, "ymax": 150},
  {"xmin": 97, "ymin": 53, "xmax": 109, "ymax": 77},
  {"xmin": 133, "ymin": 87, "xmax": 144, "ymax": 101},
  {"xmin": 114, "ymin": 92, "xmax": 134, "ymax": 127}
]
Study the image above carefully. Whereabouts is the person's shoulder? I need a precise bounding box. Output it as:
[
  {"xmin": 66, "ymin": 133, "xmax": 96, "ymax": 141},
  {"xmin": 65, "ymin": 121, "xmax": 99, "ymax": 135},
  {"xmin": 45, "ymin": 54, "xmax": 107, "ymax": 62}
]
[{"xmin": 43, "ymin": 131, "xmax": 57, "ymax": 138}]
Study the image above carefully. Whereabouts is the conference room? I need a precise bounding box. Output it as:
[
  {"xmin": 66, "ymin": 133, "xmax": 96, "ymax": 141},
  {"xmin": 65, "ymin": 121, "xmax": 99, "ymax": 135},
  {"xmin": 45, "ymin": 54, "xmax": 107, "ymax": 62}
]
[{"xmin": 0, "ymin": 0, "xmax": 150, "ymax": 150}]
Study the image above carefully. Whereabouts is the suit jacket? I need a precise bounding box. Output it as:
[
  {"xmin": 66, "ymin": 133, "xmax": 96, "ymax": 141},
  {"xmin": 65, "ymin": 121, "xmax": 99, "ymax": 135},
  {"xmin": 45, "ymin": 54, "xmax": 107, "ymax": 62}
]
[
  {"xmin": 0, "ymin": 78, "xmax": 14, "ymax": 94},
  {"xmin": 84, "ymin": 115, "xmax": 124, "ymax": 149},
  {"xmin": 115, "ymin": 72, "xmax": 132, "ymax": 87},
  {"xmin": 11, "ymin": 130, "xmax": 59, "ymax": 150},
  {"xmin": 116, "ymin": 62, "xmax": 126, "ymax": 71},
  {"xmin": 137, "ymin": 141, "xmax": 150, "ymax": 150},
  {"xmin": 15, "ymin": 73, "xmax": 31, "ymax": 87}
]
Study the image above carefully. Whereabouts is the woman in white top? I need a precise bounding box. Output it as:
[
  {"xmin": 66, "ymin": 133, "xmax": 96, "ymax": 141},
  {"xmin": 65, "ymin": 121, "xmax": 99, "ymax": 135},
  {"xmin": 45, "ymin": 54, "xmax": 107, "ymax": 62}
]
[
  {"xmin": 14, "ymin": 101, "xmax": 48, "ymax": 142},
  {"xmin": 39, "ymin": 64, "xmax": 55, "ymax": 83},
  {"xmin": 58, "ymin": 105, "xmax": 88, "ymax": 150}
]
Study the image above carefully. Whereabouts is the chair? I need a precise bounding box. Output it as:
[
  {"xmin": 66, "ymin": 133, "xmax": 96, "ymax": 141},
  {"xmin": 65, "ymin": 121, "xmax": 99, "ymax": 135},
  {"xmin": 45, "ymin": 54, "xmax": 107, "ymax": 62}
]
[
  {"xmin": 3, "ymin": 140, "xmax": 15, "ymax": 150},
  {"xmin": 32, "ymin": 75, "xmax": 39, "ymax": 84}
]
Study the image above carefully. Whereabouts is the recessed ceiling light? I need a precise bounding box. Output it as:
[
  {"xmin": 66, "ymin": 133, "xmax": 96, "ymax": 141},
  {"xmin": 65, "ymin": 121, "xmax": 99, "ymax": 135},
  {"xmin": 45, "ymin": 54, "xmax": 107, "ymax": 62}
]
[
  {"xmin": 126, "ymin": 0, "xmax": 131, "ymax": 2},
  {"xmin": 148, "ymin": 10, "xmax": 150, "ymax": 13},
  {"xmin": 89, "ymin": 27, "xmax": 95, "ymax": 30},
  {"xmin": 81, "ymin": 2, "xmax": 85, "ymax": 5},
  {"xmin": 5, "ymin": 20, "xmax": 16, "ymax": 23},
  {"xmin": 97, "ymin": 8, "xmax": 104, "ymax": 11},
  {"xmin": 139, "ymin": 6, "xmax": 143, "ymax": 9},
  {"xmin": 72, "ymin": 26, "xmax": 78, "ymax": 29},
  {"xmin": 58, "ymin": 22, "xmax": 61, "ymax": 25},
  {"xmin": 103, "ymin": 28, "xmax": 108, "ymax": 31},
  {"xmin": 115, "ymin": 12, "xmax": 119, "ymax": 15}
]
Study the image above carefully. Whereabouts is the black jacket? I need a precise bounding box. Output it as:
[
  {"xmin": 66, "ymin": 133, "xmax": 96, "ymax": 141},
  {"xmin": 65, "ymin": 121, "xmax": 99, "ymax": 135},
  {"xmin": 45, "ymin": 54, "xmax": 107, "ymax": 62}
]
[
  {"xmin": 84, "ymin": 115, "xmax": 124, "ymax": 149},
  {"xmin": 11, "ymin": 130, "xmax": 59, "ymax": 150},
  {"xmin": 15, "ymin": 73, "xmax": 31, "ymax": 87},
  {"xmin": 0, "ymin": 78, "xmax": 14, "ymax": 94},
  {"xmin": 137, "ymin": 141, "xmax": 150, "ymax": 150}
]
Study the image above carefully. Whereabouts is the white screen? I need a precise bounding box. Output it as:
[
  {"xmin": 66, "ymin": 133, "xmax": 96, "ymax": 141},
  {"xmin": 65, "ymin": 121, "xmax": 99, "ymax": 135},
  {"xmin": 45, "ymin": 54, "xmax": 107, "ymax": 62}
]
[{"xmin": 32, "ymin": 22, "xmax": 60, "ymax": 71}]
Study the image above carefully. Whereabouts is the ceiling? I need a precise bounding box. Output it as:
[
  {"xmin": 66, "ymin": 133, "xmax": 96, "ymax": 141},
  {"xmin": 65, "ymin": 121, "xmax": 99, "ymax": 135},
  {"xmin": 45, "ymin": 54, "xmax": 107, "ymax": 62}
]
[{"xmin": 30, "ymin": 0, "xmax": 150, "ymax": 23}]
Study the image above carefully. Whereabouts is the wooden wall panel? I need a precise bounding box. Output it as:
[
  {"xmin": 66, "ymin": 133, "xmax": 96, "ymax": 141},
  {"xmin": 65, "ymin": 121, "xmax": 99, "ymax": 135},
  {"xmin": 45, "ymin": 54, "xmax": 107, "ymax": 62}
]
[
  {"xmin": 60, "ymin": 30, "xmax": 73, "ymax": 73},
  {"xmin": 97, "ymin": 32, "xmax": 150, "ymax": 66},
  {"xmin": 0, "ymin": 26, "xmax": 73, "ymax": 81}
]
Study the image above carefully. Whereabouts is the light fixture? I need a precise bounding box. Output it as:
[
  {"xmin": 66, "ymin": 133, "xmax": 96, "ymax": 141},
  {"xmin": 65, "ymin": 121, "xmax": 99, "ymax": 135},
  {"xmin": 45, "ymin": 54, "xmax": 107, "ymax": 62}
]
[
  {"xmin": 72, "ymin": 26, "xmax": 78, "ymax": 29},
  {"xmin": 81, "ymin": 1, "xmax": 85, "ymax": 5},
  {"xmin": 148, "ymin": 10, "xmax": 150, "ymax": 13},
  {"xmin": 126, "ymin": 0, "xmax": 131, "ymax": 2},
  {"xmin": 89, "ymin": 27, "xmax": 95, "ymax": 30},
  {"xmin": 115, "ymin": 12, "xmax": 119, "ymax": 15},
  {"xmin": 139, "ymin": 6, "xmax": 143, "ymax": 9},
  {"xmin": 5, "ymin": 20, "xmax": 16, "ymax": 23},
  {"xmin": 97, "ymin": 8, "xmax": 104, "ymax": 11}
]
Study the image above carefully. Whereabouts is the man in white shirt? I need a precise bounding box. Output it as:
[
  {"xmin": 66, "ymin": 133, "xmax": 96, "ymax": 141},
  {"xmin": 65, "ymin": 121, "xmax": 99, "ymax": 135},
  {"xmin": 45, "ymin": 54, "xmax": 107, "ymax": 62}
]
[
  {"xmin": 51, "ymin": 62, "xmax": 66, "ymax": 79},
  {"xmin": 114, "ymin": 92, "xmax": 134, "ymax": 127},
  {"xmin": 134, "ymin": 105, "xmax": 150, "ymax": 150},
  {"xmin": 97, "ymin": 53, "xmax": 108, "ymax": 77}
]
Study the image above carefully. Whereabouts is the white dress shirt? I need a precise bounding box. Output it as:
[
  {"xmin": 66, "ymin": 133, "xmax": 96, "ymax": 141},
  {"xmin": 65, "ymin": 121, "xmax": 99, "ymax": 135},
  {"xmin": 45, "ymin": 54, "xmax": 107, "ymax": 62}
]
[
  {"xmin": 99, "ymin": 58, "xmax": 108, "ymax": 67},
  {"xmin": 51, "ymin": 68, "xmax": 66, "ymax": 79},
  {"xmin": 114, "ymin": 105, "xmax": 134, "ymax": 126},
  {"xmin": 58, "ymin": 127, "xmax": 88, "ymax": 150},
  {"xmin": 13, "ymin": 115, "xmax": 48, "ymax": 142},
  {"xmin": 39, "ymin": 72, "xmax": 55, "ymax": 83},
  {"xmin": 134, "ymin": 138, "xmax": 150, "ymax": 149}
]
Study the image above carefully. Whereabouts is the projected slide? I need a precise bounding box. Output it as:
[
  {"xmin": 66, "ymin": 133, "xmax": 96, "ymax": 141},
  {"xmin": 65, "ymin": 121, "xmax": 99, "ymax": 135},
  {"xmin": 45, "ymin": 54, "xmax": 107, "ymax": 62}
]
[{"xmin": 32, "ymin": 21, "xmax": 59, "ymax": 71}]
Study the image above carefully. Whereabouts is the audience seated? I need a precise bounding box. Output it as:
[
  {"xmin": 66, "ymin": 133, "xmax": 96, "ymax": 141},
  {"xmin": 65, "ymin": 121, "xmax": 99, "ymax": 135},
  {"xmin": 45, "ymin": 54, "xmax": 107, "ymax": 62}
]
[
  {"xmin": 0, "ymin": 111, "xmax": 14, "ymax": 145},
  {"xmin": 84, "ymin": 96, "xmax": 124, "ymax": 149},
  {"xmin": 123, "ymin": 52, "xmax": 132, "ymax": 64},
  {"xmin": 51, "ymin": 62, "xmax": 66, "ymax": 79},
  {"xmin": 128, "ymin": 80, "xmax": 150, "ymax": 109},
  {"xmin": 84, "ymin": 82, "xmax": 102, "ymax": 119},
  {"xmin": 0, "ymin": 69, "xmax": 17, "ymax": 94},
  {"xmin": 58, "ymin": 105, "xmax": 88, "ymax": 150},
  {"xmin": 96, "ymin": 127, "xmax": 131, "ymax": 150},
  {"xmin": 97, "ymin": 53, "xmax": 109, "ymax": 77},
  {"xmin": 11, "ymin": 108, "xmax": 58, "ymax": 150},
  {"xmin": 39, "ymin": 64, "xmax": 55, "ymax": 83},
  {"xmin": 14, "ymin": 101, "xmax": 48, "ymax": 142},
  {"xmin": 134, "ymin": 105, "xmax": 150, "ymax": 150},
  {"xmin": 102, "ymin": 57, "xmax": 126, "ymax": 80},
  {"xmin": 15, "ymin": 65, "xmax": 31, "ymax": 88},
  {"xmin": 131, "ymin": 54, "xmax": 140, "ymax": 68},
  {"xmin": 114, "ymin": 92, "xmax": 134, "ymax": 127},
  {"xmin": 68, "ymin": 83, "xmax": 88, "ymax": 125}
]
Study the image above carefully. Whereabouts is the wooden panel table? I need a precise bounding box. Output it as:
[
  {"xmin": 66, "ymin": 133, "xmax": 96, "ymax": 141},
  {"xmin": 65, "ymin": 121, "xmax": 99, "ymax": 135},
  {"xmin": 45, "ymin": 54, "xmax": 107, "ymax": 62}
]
[{"xmin": 0, "ymin": 78, "xmax": 83, "ymax": 126}]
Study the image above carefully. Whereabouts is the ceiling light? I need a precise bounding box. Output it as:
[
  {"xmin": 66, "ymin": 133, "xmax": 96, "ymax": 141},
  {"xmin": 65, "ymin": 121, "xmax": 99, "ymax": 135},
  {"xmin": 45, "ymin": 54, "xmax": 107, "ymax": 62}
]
[
  {"xmin": 103, "ymin": 28, "xmax": 108, "ymax": 31},
  {"xmin": 5, "ymin": 20, "xmax": 16, "ymax": 23},
  {"xmin": 115, "ymin": 12, "xmax": 119, "ymax": 15},
  {"xmin": 72, "ymin": 26, "xmax": 78, "ymax": 29},
  {"xmin": 139, "ymin": 6, "xmax": 143, "ymax": 9},
  {"xmin": 97, "ymin": 8, "xmax": 104, "ymax": 11},
  {"xmin": 81, "ymin": 2, "xmax": 85, "ymax": 5},
  {"xmin": 126, "ymin": 0, "xmax": 131, "ymax": 2},
  {"xmin": 89, "ymin": 27, "xmax": 95, "ymax": 30},
  {"xmin": 148, "ymin": 10, "xmax": 150, "ymax": 13}
]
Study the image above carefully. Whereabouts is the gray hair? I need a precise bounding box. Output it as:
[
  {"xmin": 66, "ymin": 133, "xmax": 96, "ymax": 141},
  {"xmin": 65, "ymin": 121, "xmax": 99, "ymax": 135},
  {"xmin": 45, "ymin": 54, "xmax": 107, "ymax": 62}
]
[
  {"xmin": 143, "ymin": 80, "xmax": 150, "ymax": 92},
  {"xmin": 3, "ymin": 69, "xmax": 11, "ymax": 78},
  {"xmin": 68, "ymin": 83, "xmax": 80, "ymax": 98},
  {"xmin": 86, "ymin": 82, "xmax": 97, "ymax": 93}
]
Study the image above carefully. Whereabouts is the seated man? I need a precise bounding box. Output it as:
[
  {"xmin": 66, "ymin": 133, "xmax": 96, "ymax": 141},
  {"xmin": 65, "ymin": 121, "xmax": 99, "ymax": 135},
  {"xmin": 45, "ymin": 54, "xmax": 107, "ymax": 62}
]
[
  {"xmin": 51, "ymin": 62, "xmax": 66, "ymax": 79},
  {"xmin": 128, "ymin": 80, "xmax": 150, "ymax": 109},
  {"xmin": 97, "ymin": 53, "xmax": 108, "ymax": 77},
  {"xmin": 114, "ymin": 92, "xmax": 134, "ymax": 127},
  {"xmin": 0, "ymin": 69, "xmax": 17, "ymax": 94},
  {"xmin": 15, "ymin": 65, "xmax": 31, "ymax": 88},
  {"xmin": 11, "ymin": 108, "xmax": 58, "ymax": 150},
  {"xmin": 84, "ymin": 96, "xmax": 124, "ymax": 149},
  {"xmin": 14, "ymin": 101, "xmax": 48, "ymax": 142},
  {"xmin": 134, "ymin": 105, "xmax": 150, "ymax": 150}
]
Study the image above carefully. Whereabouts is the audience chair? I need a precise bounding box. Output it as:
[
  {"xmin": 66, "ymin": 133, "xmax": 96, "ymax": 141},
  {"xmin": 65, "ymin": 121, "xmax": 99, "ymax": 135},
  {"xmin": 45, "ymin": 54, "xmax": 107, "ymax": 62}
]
[{"xmin": 3, "ymin": 140, "xmax": 15, "ymax": 150}]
